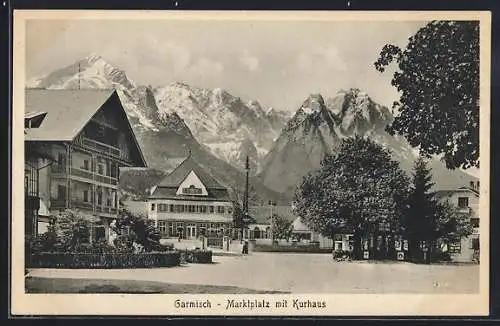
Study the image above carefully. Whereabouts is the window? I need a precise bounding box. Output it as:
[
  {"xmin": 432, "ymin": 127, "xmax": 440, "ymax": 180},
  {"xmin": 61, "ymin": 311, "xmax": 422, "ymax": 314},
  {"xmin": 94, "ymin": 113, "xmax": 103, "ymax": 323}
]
[
  {"xmin": 471, "ymin": 218, "xmax": 479, "ymax": 228},
  {"xmin": 182, "ymin": 185, "xmax": 203, "ymax": 195},
  {"xmin": 168, "ymin": 222, "xmax": 175, "ymax": 237},
  {"xmin": 209, "ymin": 206, "xmax": 214, "ymax": 213},
  {"xmin": 57, "ymin": 185, "xmax": 66, "ymax": 201},
  {"xmin": 105, "ymin": 161, "xmax": 111, "ymax": 176},
  {"xmin": 110, "ymin": 162, "xmax": 117, "ymax": 178},
  {"xmin": 458, "ymin": 197, "xmax": 469, "ymax": 208},
  {"xmin": 471, "ymin": 237, "xmax": 480, "ymax": 250},
  {"xmin": 98, "ymin": 164, "xmax": 104, "ymax": 175},
  {"xmin": 217, "ymin": 206, "xmax": 225, "ymax": 214},
  {"xmin": 200, "ymin": 205, "xmax": 207, "ymax": 213},
  {"xmin": 158, "ymin": 221, "xmax": 168, "ymax": 236},
  {"xmin": 83, "ymin": 190, "xmax": 89, "ymax": 202},
  {"xmin": 106, "ymin": 195, "xmax": 111, "ymax": 207},
  {"xmin": 169, "ymin": 204, "xmax": 174, "ymax": 212},
  {"xmin": 97, "ymin": 190, "xmax": 102, "ymax": 205},
  {"xmin": 83, "ymin": 160, "xmax": 89, "ymax": 170},
  {"xmin": 158, "ymin": 204, "xmax": 167, "ymax": 212},
  {"xmin": 151, "ymin": 203, "xmax": 156, "ymax": 211},
  {"xmin": 94, "ymin": 226, "xmax": 106, "ymax": 242}
]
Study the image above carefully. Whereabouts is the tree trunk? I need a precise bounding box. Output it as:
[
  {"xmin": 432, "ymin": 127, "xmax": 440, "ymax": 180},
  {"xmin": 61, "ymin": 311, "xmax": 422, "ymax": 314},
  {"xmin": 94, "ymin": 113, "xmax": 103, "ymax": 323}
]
[{"xmin": 352, "ymin": 231, "xmax": 362, "ymax": 260}]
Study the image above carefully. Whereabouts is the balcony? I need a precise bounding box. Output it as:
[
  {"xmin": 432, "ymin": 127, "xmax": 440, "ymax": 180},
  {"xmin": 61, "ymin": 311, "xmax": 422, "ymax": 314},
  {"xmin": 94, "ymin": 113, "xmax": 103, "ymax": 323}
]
[
  {"xmin": 95, "ymin": 174, "xmax": 118, "ymax": 186},
  {"xmin": 70, "ymin": 168, "xmax": 118, "ymax": 186},
  {"xmin": 72, "ymin": 200, "xmax": 94, "ymax": 210},
  {"xmin": 95, "ymin": 205, "xmax": 118, "ymax": 215},
  {"xmin": 71, "ymin": 168, "xmax": 93, "ymax": 180},
  {"xmin": 82, "ymin": 137, "xmax": 121, "ymax": 158}
]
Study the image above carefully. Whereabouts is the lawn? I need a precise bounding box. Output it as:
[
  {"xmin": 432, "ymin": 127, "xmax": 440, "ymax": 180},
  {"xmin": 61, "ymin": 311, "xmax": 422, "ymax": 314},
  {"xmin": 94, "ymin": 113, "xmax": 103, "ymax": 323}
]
[{"xmin": 25, "ymin": 276, "xmax": 289, "ymax": 294}]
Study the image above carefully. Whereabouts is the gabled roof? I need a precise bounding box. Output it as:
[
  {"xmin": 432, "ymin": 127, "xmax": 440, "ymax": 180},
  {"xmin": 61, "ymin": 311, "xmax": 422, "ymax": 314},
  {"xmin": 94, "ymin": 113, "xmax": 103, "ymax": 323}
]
[
  {"xmin": 24, "ymin": 89, "xmax": 147, "ymax": 167},
  {"xmin": 156, "ymin": 155, "xmax": 226, "ymax": 190},
  {"xmin": 435, "ymin": 186, "xmax": 479, "ymax": 199},
  {"xmin": 24, "ymin": 89, "xmax": 115, "ymax": 141}
]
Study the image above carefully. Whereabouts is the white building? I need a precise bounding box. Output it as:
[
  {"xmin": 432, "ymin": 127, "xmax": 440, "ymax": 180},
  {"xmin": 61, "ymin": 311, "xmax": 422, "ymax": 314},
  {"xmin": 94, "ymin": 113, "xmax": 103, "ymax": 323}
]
[
  {"xmin": 147, "ymin": 155, "xmax": 234, "ymax": 240},
  {"xmin": 435, "ymin": 181, "xmax": 480, "ymax": 262}
]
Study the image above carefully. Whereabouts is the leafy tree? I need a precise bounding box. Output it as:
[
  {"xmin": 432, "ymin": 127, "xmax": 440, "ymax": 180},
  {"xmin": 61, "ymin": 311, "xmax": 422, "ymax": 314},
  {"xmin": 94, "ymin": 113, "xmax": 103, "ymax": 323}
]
[
  {"xmin": 293, "ymin": 136, "xmax": 410, "ymax": 259},
  {"xmin": 111, "ymin": 208, "xmax": 161, "ymax": 252},
  {"xmin": 230, "ymin": 183, "xmax": 258, "ymax": 232},
  {"xmin": 270, "ymin": 214, "xmax": 294, "ymax": 241},
  {"xmin": 374, "ymin": 21, "xmax": 479, "ymax": 169},
  {"xmin": 435, "ymin": 201, "xmax": 474, "ymax": 244},
  {"xmin": 47, "ymin": 209, "xmax": 100, "ymax": 251}
]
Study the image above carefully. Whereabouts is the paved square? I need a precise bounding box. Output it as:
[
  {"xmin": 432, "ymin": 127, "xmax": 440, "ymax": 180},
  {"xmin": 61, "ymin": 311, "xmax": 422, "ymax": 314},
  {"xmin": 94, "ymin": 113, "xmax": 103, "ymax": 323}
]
[{"xmin": 28, "ymin": 252, "xmax": 479, "ymax": 293}]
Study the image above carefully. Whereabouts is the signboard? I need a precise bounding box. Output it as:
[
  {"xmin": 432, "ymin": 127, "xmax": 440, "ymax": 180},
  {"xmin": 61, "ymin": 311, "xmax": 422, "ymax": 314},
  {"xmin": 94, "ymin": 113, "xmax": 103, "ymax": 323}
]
[
  {"xmin": 363, "ymin": 251, "xmax": 370, "ymax": 259},
  {"xmin": 395, "ymin": 240, "xmax": 402, "ymax": 251},
  {"xmin": 403, "ymin": 240, "xmax": 409, "ymax": 251},
  {"xmin": 449, "ymin": 241, "xmax": 461, "ymax": 254},
  {"xmin": 397, "ymin": 251, "xmax": 405, "ymax": 261}
]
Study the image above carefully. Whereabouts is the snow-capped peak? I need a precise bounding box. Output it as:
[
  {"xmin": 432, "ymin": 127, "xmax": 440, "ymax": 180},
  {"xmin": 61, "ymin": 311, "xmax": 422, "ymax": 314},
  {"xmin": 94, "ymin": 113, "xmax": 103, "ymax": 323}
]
[{"xmin": 85, "ymin": 53, "xmax": 103, "ymax": 64}]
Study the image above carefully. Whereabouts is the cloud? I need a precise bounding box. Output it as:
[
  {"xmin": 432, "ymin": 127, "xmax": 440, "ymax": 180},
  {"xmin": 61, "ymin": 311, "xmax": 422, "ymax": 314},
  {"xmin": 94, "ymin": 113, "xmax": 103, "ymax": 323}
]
[
  {"xmin": 188, "ymin": 57, "xmax": 224, "ymax": 78},
  {"xmin": 295, "ymin": 45, "xmax": 347, "ymax": 75},
  {"xmin": 238, "ymin": 51, "xmax": 259, "ymax": 72}
]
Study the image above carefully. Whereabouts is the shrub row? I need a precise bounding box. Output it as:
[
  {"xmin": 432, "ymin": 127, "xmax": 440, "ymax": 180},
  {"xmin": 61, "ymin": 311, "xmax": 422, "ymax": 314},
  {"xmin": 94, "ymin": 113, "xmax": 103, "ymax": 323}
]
[
  {"xmin": 253, "ymin": 244, "xmax": 332, "ymax": 254},
  {"xmin": 180, "ymin": 249, "xmax": 213, "ymax": 264},
  {"xmin": 28, "ymin": 252, "xmax": 181, "ymax": 269}
]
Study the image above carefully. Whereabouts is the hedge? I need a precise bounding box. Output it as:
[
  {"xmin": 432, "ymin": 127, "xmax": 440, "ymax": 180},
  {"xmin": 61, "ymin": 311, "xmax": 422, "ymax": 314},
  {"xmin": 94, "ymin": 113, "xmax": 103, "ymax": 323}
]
[
  {"xmin": 253, "ymin": 244, "xmax": 332, "ymax": 254},
  {"xmin": 28, "ymin": 251, "xmax": 181, "ymax": 269},
  {"xmin": 180, "ymin": 249, "xmax": 213, "ymax": 264}
]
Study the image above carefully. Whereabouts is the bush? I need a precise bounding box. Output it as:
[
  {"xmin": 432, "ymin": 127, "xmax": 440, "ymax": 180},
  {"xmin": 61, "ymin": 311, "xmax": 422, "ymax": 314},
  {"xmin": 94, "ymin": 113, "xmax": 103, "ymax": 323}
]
[
  {"xmin": 153, "ymin": 243, "xmax": 174, "ymax": 252},
  {"xmin": 180, "ymin": 249, "xmax": 212, "ymax": 264},
  {"xmin": 28, "ymin": 252, "xmax": 181, "ymax": 269}
]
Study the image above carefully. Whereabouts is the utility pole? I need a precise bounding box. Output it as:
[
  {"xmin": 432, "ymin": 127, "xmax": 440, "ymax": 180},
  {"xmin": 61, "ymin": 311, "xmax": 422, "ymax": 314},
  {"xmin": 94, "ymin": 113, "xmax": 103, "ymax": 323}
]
[
  {"xmin": 241, "ymin": 156, "xmax": 250, "ymax": 241},
  {"xmin": 269, "ymin": 199, "xmax": 276, "ymax": 243}
]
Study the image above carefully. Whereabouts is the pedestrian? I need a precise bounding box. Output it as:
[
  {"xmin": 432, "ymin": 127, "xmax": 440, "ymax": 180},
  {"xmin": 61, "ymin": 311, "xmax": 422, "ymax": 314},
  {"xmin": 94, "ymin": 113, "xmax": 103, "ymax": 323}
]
[{"xmin": 242, "ymin": 240, "xmax": 248, "ymax": 254}]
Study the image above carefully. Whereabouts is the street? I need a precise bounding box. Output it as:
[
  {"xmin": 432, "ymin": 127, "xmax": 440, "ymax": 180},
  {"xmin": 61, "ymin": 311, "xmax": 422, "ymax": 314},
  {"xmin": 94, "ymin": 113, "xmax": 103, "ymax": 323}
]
[{"xmin": 27, "ymin": 252, "xmax": 479, "ymax": 293}]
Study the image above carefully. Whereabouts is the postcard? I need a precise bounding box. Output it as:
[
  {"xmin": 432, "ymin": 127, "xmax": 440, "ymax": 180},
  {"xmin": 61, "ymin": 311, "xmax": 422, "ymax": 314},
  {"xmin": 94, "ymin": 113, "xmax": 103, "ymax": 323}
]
[{"xmin": 11, "ymin": 10, "xmax": 491, "ymax": 316}]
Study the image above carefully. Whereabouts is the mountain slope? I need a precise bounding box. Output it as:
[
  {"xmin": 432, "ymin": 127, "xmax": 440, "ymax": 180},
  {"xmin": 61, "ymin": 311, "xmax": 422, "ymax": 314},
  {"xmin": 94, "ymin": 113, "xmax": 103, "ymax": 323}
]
[
  {"xmin": 154, "ymin": 82, "xmax": 288, "ymax": 170},
  {"xmin": 26, "ymin": 54, "xmax": 285, "ymax": 204},
  {"xmin": 259, "ymin": 89, "xmax": 478, "ymax": 198}
]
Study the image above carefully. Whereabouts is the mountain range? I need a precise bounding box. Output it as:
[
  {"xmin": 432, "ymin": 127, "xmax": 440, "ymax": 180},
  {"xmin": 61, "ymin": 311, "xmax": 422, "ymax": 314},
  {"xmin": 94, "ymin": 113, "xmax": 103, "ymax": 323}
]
[{"xmin": 26, "ymin": 54, "xmax": 478, "ymax": 203}]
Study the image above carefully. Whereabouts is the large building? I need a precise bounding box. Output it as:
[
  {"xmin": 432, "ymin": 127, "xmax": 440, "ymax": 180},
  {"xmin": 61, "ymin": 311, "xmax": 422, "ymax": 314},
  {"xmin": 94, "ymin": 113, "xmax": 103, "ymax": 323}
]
[
  {"xmin": 435, "ymin": 181, "xmax": 480, "ymax": 262},
  {"xmin": 24, "ymin": 89, "xmax": 147, "ymax": 242},
  {"xmin": 147, "ymin": 155, "xmax": 234, "ymax": 240}
]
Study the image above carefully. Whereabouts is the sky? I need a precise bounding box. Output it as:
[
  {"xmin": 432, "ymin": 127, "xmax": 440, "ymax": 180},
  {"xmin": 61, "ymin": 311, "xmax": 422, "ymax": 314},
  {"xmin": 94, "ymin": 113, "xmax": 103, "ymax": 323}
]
[{"xmin": 25, "ymin": 18, "xmax": 427, "ymax": 111}]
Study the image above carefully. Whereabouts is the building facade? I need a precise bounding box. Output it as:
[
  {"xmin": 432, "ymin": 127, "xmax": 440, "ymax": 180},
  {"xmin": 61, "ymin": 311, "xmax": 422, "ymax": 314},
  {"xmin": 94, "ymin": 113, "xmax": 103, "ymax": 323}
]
[
  {"xmin": 436, "ymin": 182, "xmax": 480, "ymax": 262},
  {"xmin": 24, "ymin": 89, "xmax": 147, "ymax": 242},
  {"xmin": 148, "ymin": 156, "xmax": 234, "ymax": 240}
]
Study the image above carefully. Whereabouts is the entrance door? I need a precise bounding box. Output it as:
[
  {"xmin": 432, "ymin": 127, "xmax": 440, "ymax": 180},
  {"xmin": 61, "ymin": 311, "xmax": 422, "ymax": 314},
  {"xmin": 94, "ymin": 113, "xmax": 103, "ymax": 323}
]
[{"xmin": 187, "ymin": 224, "xmax": 197, "ymax": 239}]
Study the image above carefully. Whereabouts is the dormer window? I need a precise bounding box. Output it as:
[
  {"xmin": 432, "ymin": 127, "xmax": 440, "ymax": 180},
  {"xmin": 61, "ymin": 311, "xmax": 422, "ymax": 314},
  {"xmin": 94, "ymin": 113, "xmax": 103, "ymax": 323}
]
[{"xmin": 182, "ymin": 184, "xmax": 203, "ymax": 195}]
